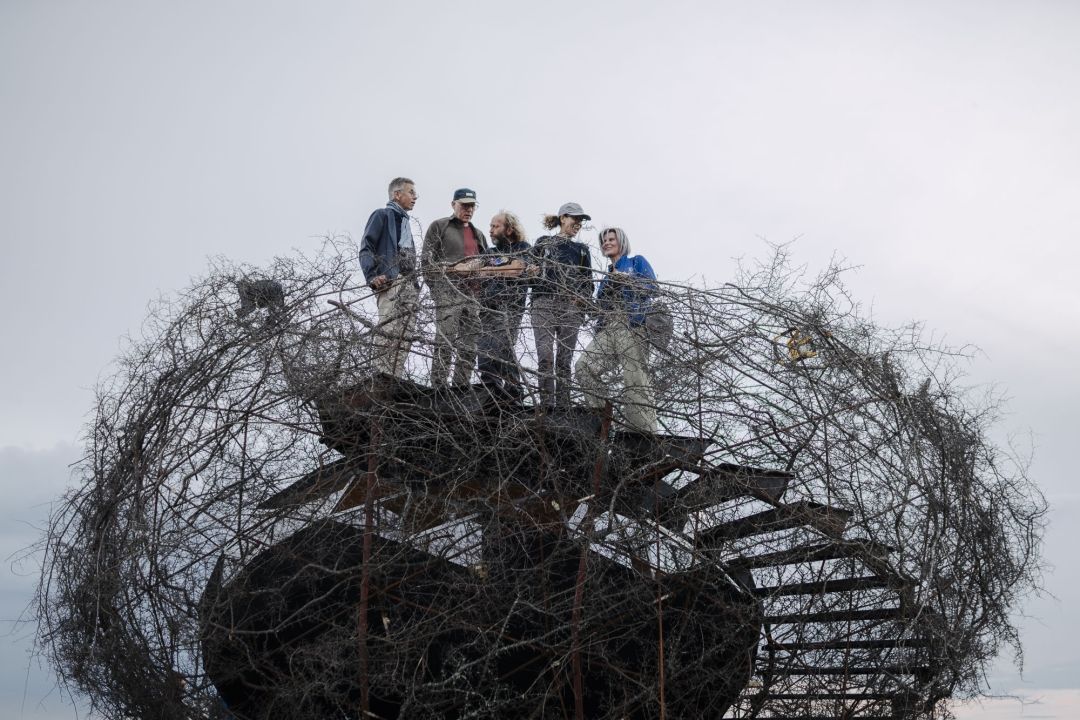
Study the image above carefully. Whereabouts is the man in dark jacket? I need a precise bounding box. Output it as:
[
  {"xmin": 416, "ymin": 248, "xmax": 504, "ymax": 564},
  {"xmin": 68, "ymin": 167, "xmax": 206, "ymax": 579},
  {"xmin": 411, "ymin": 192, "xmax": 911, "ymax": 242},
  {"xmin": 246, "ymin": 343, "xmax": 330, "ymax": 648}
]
[
  {"xmin": 421, "ymin": 188, "xmax": 490, "ymax": 388},
  {"xmin": 359, "ymin": 177, "xmax": 419, "ymax": 378},
  {"xmin": 477, "ymin": 211, "xmax": 531, "ymax": 402}
]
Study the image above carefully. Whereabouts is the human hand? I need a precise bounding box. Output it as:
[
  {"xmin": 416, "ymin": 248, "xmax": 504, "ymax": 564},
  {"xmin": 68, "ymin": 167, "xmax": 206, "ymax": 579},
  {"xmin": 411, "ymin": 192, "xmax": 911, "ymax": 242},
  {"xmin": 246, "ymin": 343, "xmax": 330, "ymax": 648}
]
[{"xmin": 370, "ymin": 275, "xmax": 390, "ymax": 292}]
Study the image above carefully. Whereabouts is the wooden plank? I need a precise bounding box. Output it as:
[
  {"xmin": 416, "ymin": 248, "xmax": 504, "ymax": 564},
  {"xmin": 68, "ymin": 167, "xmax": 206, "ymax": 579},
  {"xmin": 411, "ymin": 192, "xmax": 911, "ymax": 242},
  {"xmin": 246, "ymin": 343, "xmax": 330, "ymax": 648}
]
[
  {"xmin": 445, "ymin": 257, "xmax": 526, "ymax": 278},
  {"xmin": 332, "ymin": 476, "xmax": 405, "ymax": 514},
  {"xmin": 761, "ymin": 692, "xmax": 898, "ymax": 700},
  {"xmin": 258, "ymin": 457, "xmax": 357, "ymax": 509},
  {"xmin": 754, "ymin": 716, "xmax": 900, "ymax": 720},
  {"xmin": 753, "ymin": 575, "xmax": 897, "ymax": 597},
  {"xmin": 763, "ymin": 607, "xmax": 903, "ymax": 624},
  {"xmin": 728, "ymin": 539, "xmax": 894, "ymax": 569},
  {"xmin": 697, "ymin": 501, "xmax": 853, "ymax": 547},
  {"xmin": 640, "ymin": 462, "xmax": 793, "ymax": 521},
  {"xmin": 765, "ymin": 637, "xmax": 929, "ymax": 651},
  {"xmin": 754, "ymin": 663, "xmax": 929, "ymax": 676},
  {"xmin": 688, "ymin": 462, "xmax": 792, "ymax": 503}
]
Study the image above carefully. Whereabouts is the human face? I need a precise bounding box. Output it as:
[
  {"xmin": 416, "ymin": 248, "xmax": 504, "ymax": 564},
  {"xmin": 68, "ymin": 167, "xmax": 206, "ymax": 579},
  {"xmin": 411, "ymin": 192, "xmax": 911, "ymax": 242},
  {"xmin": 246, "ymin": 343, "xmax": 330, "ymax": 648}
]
[
  {"xmin": 490, "ymin": 214, "xmax": 507, "ymax": 240},
  {"xmin": 559, "ymin": 214, "xmax": 583, "ymax": 237},
  {"xmin": 453, "ymin": 200, "xmax": 477, "ymax": 224},
  {"xmin": 601, "ymin": 230, "xmax": 622, "ymax": 260},
  {"xmin": 393, "ymin": 183, "xmax": 418, "ymax": 211}
]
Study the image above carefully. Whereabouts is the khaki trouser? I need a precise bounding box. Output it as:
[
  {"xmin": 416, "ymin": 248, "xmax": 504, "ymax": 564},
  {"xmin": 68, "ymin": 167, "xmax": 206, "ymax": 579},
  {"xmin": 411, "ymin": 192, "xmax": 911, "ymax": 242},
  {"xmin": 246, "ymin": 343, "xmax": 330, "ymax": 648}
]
[
  {"xmin": 430, "ymin": 283, "xmax": 480, "ymax": 388},
  {"xmin": 575, "ymin": 322, "xmax": 656, "ymax": 433},
  {"xmin": 374, "ymin": 279, "xmax": 419, "ymax": 378}
]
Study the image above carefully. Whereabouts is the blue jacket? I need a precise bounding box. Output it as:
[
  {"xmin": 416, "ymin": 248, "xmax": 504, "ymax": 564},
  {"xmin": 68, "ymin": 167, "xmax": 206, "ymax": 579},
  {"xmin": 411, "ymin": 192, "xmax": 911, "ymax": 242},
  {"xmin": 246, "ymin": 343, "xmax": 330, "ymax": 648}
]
[
  {"xmin": 595, "ymin": 254, "xmax": 656, "ymax": 328},
  {"xmin": 358, "ymin": 203, "xmax": 416, "ymax": 285}
]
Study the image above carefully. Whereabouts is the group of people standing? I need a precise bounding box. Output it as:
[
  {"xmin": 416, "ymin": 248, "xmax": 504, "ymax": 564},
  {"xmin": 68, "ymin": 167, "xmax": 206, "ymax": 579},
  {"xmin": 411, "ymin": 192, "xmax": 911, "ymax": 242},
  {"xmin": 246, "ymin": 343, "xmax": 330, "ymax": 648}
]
[{"xmin": 358, "ymin": 177, "xmax": 659, "ymax": 433}]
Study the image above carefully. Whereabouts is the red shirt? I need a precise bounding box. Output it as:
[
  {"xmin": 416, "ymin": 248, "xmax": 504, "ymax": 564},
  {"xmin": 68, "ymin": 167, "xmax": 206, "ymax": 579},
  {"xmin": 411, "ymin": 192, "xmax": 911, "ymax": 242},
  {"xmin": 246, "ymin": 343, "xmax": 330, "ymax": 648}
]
[{"xmin": 462, "ymin": 224, "xmax": 479, "ymax": 257}]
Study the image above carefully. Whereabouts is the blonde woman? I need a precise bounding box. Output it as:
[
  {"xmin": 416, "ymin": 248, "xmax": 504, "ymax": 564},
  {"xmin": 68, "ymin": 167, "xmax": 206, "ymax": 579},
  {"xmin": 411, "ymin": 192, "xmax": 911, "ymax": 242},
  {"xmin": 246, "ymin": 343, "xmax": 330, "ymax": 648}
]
[{"xmin": 574, "ymin": 227, "xmax": 657, "ymax": 433}]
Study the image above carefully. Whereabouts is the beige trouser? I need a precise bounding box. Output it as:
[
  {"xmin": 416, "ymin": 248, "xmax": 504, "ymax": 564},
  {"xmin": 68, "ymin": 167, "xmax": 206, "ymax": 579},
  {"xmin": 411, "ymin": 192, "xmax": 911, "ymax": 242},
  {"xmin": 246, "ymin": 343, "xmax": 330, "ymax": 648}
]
[
  {"xmin": 575, "ymin": 322, "xmax": 656, "ymax": 433},
  {"xmin": 430, "ymin": 283, "xmax": 480, "ymax": 387},
  {"xmin": 374, "ymin": 279, "xmax": 419, "ymax": 377}
]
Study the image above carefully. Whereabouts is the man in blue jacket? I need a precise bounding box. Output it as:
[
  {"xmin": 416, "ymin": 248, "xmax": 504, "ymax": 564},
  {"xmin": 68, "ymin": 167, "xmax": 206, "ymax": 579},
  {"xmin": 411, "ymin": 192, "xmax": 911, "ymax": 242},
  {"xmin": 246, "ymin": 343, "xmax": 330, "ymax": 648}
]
[{"xmin": 359, "ymin": 177, "xmax": 420, "ymax": 378}]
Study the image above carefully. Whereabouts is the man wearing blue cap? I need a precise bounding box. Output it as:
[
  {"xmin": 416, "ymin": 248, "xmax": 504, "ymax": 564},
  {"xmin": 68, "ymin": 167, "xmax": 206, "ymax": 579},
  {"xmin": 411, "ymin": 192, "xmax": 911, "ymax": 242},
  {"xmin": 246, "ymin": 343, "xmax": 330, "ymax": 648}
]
[{"xmin": 422, "ymin": 188, "xmax": 490, "ymax": 388}]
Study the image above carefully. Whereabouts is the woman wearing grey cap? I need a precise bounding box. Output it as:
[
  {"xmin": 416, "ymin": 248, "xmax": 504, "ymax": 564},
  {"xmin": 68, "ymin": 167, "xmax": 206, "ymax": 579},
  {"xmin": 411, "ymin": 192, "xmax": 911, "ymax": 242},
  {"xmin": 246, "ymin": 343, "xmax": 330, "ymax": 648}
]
[{"xmin": 526, "ymin": 203, "xmax": 594, "ymax": 409}]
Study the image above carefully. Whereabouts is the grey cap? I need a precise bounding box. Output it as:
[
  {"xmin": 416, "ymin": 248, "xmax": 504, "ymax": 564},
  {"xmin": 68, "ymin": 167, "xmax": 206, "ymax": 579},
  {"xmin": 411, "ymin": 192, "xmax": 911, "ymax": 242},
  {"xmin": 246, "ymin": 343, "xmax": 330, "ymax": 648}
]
[{"xmin": 556, "ymin": 202, "xmax": 591, "ymax": 221}]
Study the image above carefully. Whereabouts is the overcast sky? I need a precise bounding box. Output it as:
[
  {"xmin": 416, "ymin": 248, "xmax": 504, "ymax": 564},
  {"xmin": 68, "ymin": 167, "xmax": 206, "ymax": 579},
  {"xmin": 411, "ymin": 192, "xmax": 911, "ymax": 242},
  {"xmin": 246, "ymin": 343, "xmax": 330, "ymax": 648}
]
[{"xmin": 2, "ymin": 2, "xmax": 1079, "ymax": 717}]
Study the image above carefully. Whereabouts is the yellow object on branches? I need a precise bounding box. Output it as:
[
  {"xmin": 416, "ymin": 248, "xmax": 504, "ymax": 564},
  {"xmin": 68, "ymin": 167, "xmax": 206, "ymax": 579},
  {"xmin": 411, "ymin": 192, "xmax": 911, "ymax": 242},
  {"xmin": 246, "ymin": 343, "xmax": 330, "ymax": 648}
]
[{"xmin": 777, "ymin": 327, "xmax": 818, "ymax": 363}]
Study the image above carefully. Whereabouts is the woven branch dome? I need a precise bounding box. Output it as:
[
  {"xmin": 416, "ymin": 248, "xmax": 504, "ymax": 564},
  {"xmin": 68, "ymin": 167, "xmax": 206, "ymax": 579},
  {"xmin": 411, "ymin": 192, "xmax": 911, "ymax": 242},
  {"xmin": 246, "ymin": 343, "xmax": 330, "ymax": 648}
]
[{"xmin": 36, "ymin": 241, "xmax": 1045, "ymax": 720}]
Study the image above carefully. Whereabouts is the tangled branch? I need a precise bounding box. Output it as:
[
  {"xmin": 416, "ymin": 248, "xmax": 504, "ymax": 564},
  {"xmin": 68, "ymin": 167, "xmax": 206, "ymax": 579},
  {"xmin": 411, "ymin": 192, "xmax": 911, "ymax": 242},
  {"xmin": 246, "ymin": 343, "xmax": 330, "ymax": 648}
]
[{"xmin": 36, "ymin": 239, "xmax": 1045, "ymax": 719}]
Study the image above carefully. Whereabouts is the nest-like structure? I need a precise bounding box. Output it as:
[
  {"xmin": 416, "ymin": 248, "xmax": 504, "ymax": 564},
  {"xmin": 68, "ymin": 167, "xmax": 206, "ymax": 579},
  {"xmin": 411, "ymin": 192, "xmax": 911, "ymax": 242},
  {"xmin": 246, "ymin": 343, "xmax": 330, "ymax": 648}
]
[{"xmin": 36, "ymin": 240, "xmax": 1045, "ymax": 719}]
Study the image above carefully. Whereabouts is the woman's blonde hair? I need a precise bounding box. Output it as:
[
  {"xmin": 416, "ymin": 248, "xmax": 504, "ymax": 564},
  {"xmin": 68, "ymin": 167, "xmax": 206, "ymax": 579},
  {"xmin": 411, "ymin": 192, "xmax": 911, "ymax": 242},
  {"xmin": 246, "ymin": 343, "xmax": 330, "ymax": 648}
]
[
  {"xmin": 542, "ymin": 214, "xmax": 562, "ymax": 231},
  {"xmin": 599, "ymin": 227, "xmax": 631, "ymax": 258}
]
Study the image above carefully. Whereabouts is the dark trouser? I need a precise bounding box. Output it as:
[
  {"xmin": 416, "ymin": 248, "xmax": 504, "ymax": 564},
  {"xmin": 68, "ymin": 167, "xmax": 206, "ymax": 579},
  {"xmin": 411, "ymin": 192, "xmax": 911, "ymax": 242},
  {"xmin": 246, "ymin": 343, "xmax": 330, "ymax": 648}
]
[
  {"xmin": 530, "ymin": 295, "xmax": 584, "ymax": 407},
  {"xmin": 477, "ymin": 306, "xmax": 525, "ymax": 401}
]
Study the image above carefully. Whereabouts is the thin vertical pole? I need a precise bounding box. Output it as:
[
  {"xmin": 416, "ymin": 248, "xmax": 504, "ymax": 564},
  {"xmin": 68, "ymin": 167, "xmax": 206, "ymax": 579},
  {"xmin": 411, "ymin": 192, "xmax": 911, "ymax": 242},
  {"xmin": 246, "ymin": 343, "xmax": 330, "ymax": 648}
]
[
  {"xmin": 572, "ymin": 402, "xmax": 612, "ymax": 720},
  {"xmin": 358, "ymin": 420, "xmax": 382, "ymax": 717}
]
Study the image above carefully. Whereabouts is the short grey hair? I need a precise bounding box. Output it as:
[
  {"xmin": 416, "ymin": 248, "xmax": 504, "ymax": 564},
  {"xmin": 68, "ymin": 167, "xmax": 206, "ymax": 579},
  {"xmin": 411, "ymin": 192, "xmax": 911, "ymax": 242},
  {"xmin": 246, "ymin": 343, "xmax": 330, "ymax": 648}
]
[
  {"xmin": 599, "ymin": 227, "xmax": 631, "ymax": 258},
  {"xmin": 387, "ymin": 177, "xmax": 414, "ymax": 200}
]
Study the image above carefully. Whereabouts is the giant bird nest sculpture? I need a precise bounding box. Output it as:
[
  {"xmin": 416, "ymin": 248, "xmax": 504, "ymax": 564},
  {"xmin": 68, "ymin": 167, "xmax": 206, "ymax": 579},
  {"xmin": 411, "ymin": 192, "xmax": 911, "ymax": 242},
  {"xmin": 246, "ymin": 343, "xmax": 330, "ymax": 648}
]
[{"xmin": 36, "ymin": 239, "xmax": 1045, "ymax": 719}]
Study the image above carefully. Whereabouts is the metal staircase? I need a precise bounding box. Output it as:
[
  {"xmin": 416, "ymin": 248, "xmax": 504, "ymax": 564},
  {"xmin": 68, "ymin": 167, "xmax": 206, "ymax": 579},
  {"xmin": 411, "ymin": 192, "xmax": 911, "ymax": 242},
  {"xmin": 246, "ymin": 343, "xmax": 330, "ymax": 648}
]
[{"xmin": 247, "ymin": 375, "xmax": 939, "ymax": 719}]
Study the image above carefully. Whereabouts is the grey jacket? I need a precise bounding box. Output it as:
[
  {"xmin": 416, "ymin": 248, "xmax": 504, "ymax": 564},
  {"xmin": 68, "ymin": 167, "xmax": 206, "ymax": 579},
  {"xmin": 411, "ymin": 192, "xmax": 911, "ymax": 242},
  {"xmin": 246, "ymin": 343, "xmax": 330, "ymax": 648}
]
[{"xmin": 422, "ymin": 216, "xmax": 490, "ymax": 292}]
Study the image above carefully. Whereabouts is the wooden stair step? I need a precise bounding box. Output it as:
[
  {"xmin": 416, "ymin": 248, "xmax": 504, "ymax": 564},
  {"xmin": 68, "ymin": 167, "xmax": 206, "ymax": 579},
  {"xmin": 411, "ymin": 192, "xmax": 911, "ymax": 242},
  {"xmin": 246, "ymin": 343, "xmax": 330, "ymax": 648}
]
[
  {"xmin": 755, "ymin": 663, "xmax": 929, "ymax": 676},
  {"xmin": 684, "ymin": 462, "xmax": 792, "ymax": 503},
  {"xmin": 640, "ymin": 463, "xmax": 792, "ymax": 526},
  {"xmin": 753, "ymin": 575, "xmax": 897, "ymax": 597},
  {"xmin": 763, "ymin": 607, "xmax": 904, "ymax": 624},
  {"xmin": 765, "ymin": 637, "xmax": 930, "ymax": 651},
  {"xmin": 729, "ymin": 539, "xmax": 895, "ymax": 569},
  {"xmin": 611, "ymin": 432, "xmax": 709, "ymax": 466},
  {"xmin": 698, "ymin": 501, "xmax": 853, "ymax": 546},
  {"xmin": 760, "ymin": 692, "xmax": 898, "ymax": 700},
  {"xmin": 752, "ymin": 716, "xmax": 900, "ymax": 720},
  {"xmin": 258, "ymin": 457, "xmax": 358, "ymax": 509}
]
